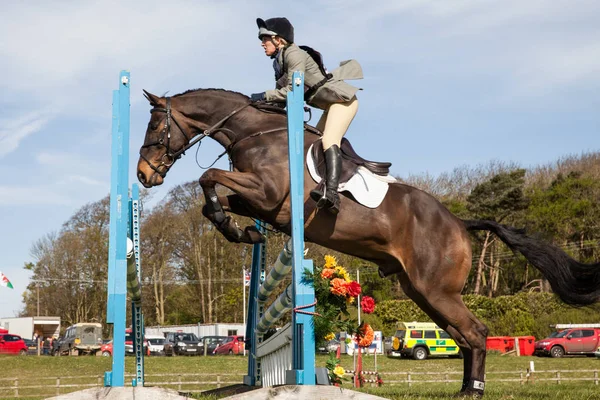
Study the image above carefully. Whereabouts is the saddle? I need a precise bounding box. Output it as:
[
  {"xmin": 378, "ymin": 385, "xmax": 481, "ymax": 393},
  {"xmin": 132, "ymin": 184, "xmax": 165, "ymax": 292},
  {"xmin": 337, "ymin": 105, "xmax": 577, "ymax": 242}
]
[
  {"xmin": 311, "ymin": 138, "xmax": 392, "ymax": 188},
  {"xmin": 252, "ymin": 102, "xmax": 392, "ymax": 179}
]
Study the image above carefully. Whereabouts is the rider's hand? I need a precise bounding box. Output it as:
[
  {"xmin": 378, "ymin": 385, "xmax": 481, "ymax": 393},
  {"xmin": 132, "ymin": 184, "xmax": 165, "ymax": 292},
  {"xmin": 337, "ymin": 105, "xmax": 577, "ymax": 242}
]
[{"xmin": 250, "ymin": 92, "xmax": 266, "ymax": 102}]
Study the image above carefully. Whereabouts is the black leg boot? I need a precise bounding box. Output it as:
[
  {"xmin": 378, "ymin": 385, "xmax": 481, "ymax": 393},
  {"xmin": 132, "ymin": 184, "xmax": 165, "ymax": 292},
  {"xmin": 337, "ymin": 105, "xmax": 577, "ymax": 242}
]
[{"xmin": 316, "ymin": 145, "xmax": 341, "ymax": 214}]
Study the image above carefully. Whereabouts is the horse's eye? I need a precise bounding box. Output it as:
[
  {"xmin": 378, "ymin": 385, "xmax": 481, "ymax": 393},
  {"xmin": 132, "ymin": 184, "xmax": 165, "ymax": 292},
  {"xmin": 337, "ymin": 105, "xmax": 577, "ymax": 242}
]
[{"xmin": 148, "ymin": 122, "xmax": 159, "ymax": 131}]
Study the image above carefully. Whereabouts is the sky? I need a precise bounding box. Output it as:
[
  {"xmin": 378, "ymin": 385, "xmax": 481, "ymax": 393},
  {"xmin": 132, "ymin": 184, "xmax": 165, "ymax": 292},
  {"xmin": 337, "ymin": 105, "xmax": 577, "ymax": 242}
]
[{"xmin": 1, "ymin": 0, "xmax": 599, "ymax": 318}]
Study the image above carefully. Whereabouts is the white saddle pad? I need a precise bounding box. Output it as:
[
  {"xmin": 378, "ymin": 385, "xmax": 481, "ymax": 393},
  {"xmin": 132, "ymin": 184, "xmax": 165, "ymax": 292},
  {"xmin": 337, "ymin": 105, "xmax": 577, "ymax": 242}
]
[{"xmin": 306, "ymin": 144, "xmax": 396, "ymax": 209}]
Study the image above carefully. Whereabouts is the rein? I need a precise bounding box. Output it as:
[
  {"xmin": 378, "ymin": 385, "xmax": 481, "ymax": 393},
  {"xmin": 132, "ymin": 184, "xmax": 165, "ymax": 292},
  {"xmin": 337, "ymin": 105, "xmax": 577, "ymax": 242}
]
[
  {"xmin": 139, "ymin": 97, "xmax": 318, "ymax": 180},
  {"xmin": 139, "ymin": 99, "xmax": 257, "ymax": 178}
]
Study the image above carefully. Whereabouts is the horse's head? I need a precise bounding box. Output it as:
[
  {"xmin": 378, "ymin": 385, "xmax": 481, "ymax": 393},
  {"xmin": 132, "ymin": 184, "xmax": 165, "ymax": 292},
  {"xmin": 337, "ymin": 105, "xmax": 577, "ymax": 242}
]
[
  {"xmin": 137, "ymin": 89, "xmax": 253, "ymax": 188},
  {"xmin": 136, "ymin": 91, "xmax": 186, "ymax": 187}
]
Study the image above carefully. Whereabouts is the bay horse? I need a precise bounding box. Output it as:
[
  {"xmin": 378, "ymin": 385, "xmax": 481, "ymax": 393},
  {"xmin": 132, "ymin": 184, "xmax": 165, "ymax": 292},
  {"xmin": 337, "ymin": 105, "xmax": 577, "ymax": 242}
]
[{"xmin": 137, "ymin": 88, "xmax": 600, "ymax": 397}]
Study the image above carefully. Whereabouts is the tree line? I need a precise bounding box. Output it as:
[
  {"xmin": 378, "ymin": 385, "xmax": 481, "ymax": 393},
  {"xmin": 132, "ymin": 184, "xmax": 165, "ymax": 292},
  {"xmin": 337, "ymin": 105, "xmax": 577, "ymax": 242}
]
[{"xmin": 21, "ymin": 151, "xmax": 600, "ymax": 333}]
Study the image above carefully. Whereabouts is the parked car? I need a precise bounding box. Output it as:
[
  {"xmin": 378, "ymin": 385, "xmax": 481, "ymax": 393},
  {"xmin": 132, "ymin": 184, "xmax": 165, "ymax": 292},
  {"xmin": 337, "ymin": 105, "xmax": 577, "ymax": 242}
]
[
  {"xmin": 146, "ymin": 334, "xmax": 166, "ymax": 356},
  {"xmin": 53, "ymin": 323, "xmax": 103, "ymax": 356},
  {"xmin": 201, "ymin": 336, "xmax": 226, "ymax": 355},
  {"xmin": 317, "ymin": 339, "xmax": 340, "ymax": 354},
  {"xmin": 390, "ymin": 322, "xmax": 461, "ymax": 360},
  {"xmin": 383, "ymin": 336, "xmax": 394, "ymax": 355},
  {"xmin": 99, "ymin": 331, "xmax": 149, "ymax": 357},
  {"xmin": 535, "ymin": 328, "xmax": 600, "ymax": 358},
  {"xmin": 163, "ymin": 332, "xmax": 203, "ymax": 356},
  {"xmin": 100, "ymin": 341, "xmax": 150, "ymax": 357},
  {"xmin": 101, "ymin": 340, "xmax": 113, "ymax": 357},
  {"xmin": 213, "ymin": 335, "xmax": 245, "ymax": 355},
  {"xmin": 124, "ymin": 330, "xmax": 150, "ymax": 356},
  {"xmin": 23, "ymin": 339, "xmax": 38, "ymax": 355},
  {"xmin": 0, "ymin": 334, "xmax": 28, "ymax": 355}
]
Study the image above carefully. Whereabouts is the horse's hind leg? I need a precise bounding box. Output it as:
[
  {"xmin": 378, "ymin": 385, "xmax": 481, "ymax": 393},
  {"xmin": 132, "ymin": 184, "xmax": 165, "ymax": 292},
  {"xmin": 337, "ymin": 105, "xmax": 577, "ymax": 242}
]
[
  {"xmin": 418, "ymin": 292, "xmax": 487, "ymax": 396},
  {"xmin": 394, "ymin": 260, "xmax": 487, "ymax": 398}
]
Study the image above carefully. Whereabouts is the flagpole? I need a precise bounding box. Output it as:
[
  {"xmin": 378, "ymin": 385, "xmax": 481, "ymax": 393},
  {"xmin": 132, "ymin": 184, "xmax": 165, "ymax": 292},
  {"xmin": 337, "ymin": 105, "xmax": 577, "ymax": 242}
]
[{"xmin": 243, "ymin": 268, "xmax": 246, "ymax": 356}]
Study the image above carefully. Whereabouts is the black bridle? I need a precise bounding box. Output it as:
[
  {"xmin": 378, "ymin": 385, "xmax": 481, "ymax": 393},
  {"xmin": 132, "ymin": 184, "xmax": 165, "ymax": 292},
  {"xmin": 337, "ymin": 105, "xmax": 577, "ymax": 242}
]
[{"xmin": 139, "ymin": 97, "xmax": 252, "ymax": 178}]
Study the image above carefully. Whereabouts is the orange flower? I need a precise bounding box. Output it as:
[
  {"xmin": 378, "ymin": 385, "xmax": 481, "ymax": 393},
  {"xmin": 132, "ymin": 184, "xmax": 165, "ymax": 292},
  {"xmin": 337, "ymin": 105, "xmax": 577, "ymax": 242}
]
[
  {"xmin": 357, "ymin": 324, "xmax": 375, "ymax": 348},
  {"xmin": 321, "ymin": 268, "xmax": 336, "ymax": 279},
  {"xmin": 330, "ymin": 278, "xmax": 348, "ymax": 296}
]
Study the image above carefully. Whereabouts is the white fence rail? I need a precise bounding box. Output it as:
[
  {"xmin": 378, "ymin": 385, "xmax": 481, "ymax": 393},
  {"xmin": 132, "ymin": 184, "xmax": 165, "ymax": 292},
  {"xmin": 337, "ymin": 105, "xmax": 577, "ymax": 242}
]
[
  {"xmin": 0, "ymin": 373, "xmax": 244, "ymax": 398},
  {"xmin": 381, "ymin": 369, "xmax": 600, "ymax": 386},
  {"xmin": 0, "ymin": 369, "xmax": 598, "ymax": 398}
]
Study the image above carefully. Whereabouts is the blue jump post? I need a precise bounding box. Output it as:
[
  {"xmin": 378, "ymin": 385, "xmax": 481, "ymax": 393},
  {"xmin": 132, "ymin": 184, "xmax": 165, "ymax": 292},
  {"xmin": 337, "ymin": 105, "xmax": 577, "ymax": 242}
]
[
  {"xmin": 287, "ymin": 71, "xmax": 316, "ymax": 385},
  {"xmin": 244, "ymin": 71, "xmax": 316, "ymax": 386},
  {"xmin": 105, "ymin": 70, "xmax": 145, "ymax": 387}
]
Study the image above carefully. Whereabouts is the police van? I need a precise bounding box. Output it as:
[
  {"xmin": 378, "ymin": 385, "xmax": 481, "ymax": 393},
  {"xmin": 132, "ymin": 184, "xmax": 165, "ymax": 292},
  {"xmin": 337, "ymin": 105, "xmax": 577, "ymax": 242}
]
[{"xmin": 391, "ymin": 322, "xmax": 460, "ymax": 360}]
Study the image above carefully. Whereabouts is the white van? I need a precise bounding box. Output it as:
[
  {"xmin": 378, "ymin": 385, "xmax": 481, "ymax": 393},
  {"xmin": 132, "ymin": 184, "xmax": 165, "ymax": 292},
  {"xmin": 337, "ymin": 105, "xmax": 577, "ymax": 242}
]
[{"xmin": 145, "ymin": 334, "xmax": 166, "ymax": 355}]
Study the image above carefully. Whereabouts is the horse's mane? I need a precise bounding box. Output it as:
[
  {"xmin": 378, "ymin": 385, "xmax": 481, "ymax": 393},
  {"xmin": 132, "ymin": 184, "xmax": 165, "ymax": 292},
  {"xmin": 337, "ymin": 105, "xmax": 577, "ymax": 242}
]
[
  {"xmin": 173, "ymin": 88, "xmax": 289, "ymax": 116},
  {"xmin": 173, "ymin": 88, "xmax": 249, "ymax": 100}
]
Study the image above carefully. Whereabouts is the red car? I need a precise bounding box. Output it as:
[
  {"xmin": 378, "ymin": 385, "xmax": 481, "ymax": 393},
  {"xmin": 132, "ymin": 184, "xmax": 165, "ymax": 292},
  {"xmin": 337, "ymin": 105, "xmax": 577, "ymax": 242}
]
[
  {"xmin": 535, "ymin": 328, "xmax": 600, "ymax": 357},
  {"xmin": 100, "ymin": 330, "xmax": 150, "ymax": 357},
  {"xmin": 213, "ymin": 335, "xmax": 245, "ymax": 355},
  {"xmin": 0, "ymin": 334, "xmax": 28, "ymax": 355}
]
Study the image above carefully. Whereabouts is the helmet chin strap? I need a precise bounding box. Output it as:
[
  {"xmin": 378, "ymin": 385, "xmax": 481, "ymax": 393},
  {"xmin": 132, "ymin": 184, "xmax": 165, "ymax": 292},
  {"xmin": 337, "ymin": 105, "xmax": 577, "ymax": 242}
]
[{"xmin": 269, "ymin": 37, "xmax": 285, "ymax": 59}]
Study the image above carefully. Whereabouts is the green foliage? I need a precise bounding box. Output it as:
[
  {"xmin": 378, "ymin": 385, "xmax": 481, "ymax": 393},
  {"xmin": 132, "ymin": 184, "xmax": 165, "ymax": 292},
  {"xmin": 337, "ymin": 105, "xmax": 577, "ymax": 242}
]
[
  {"xmin": 467, "ymin": 169, "xmax": 529, "ymax": 222},
  {"xmin": 442, "ymin": 198, "xmax": 470, "ymax": 218},
  {"xmin": 356, "ymin": 269, "xmax": 394, "ymax": 302},
  {"xmin": 527, "ymin": 172, "xmax": 600, "ymax": 260}
]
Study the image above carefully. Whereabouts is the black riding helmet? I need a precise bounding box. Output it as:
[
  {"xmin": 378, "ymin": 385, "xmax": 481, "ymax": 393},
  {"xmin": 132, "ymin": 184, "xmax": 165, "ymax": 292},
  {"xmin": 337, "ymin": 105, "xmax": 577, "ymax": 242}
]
[{"xmin": 256, "ymin": 17, "xmax": 294, "ymax": 43}]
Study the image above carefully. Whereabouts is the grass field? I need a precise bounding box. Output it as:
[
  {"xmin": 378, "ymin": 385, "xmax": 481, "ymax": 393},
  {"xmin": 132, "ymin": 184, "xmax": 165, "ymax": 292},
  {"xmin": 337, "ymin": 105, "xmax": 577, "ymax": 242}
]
[{"xmin": 0, "ymin": 353, "xmax": 599, "ymax": 400}]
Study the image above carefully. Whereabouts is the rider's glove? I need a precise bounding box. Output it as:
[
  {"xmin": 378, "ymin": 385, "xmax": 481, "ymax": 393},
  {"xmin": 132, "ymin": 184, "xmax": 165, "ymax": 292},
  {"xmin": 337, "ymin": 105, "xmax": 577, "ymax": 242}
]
[{"xmin": 250, "ymin": 92, "xmax": 266, "ymax": 102}]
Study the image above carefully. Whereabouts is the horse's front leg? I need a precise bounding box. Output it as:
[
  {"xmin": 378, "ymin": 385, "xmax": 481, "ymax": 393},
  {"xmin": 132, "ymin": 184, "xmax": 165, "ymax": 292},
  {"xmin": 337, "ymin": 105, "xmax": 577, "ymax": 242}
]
[{"xmin": 199, "ymin": 169, "xmax": 274, "ymax": 244}]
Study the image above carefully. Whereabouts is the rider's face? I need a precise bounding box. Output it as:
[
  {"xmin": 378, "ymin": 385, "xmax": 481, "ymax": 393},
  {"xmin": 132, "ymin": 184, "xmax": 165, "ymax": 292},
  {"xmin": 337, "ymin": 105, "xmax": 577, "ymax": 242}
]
[{"xmin": 261, "ymin": 36, "xmax": 278, "ymax": 57}]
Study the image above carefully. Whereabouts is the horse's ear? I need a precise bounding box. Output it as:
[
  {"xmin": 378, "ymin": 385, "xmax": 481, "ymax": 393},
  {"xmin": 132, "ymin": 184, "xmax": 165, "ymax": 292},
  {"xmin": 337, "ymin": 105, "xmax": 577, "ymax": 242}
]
[{"xmin": 143, "ymin": 90, "xmax": 161, "ymax": 106}]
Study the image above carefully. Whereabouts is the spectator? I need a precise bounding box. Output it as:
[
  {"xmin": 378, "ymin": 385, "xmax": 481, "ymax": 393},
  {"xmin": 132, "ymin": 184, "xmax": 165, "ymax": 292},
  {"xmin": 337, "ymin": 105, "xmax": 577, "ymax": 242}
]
[{"xmin": 43, "ymin": 337, "xmax": 51, "ymax": 355}]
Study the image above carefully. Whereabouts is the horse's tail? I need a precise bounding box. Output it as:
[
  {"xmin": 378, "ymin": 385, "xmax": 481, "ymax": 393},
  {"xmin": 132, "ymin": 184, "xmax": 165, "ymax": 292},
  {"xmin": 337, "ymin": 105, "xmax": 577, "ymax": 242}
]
[{"xmin": 462, "ymin": 219, "xmax": 600, "ymax": 306}]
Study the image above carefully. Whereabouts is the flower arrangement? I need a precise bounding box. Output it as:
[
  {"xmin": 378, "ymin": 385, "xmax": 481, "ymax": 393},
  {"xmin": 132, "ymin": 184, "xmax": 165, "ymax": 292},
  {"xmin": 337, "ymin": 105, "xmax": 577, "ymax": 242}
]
[
  {"xmin": 325, "ymin": 353, "xmax": 346, "ymax": 386},
  {"xmin": 308, "ymin": 255, "xmax": 378, "ymax": 385}
]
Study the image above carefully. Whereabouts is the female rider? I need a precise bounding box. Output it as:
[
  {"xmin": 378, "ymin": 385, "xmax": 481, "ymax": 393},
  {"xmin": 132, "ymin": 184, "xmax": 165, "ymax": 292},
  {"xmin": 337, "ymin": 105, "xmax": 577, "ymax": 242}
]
[{"xmin": 251, "ymin": 17, "xmax": 363, "ymax": 215}]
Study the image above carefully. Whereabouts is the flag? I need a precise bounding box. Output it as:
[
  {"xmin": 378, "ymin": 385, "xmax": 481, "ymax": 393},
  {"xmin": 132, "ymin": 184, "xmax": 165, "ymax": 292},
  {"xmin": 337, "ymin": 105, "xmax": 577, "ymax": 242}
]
[
  {"xmin": 0, "ymin": 272, "xmax": 14, "ymax": 289},
  {"xmin": 244, "ymin": 270, "xmax": 251, "ymax": 287}
]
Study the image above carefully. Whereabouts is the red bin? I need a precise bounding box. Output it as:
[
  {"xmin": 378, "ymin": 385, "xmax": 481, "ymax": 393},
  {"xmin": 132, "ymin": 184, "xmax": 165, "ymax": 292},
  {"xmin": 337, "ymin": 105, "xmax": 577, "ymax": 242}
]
[
  {"xmin": 503, "ymin": 337, "xmax": 516, "ymax": 353},
  {"xmin": 486, "ymin": 336, "xmax": 514, "ymax": 353},
  {"xmin": 517, "ymin": 336, "xmax": 536, "ymax": 356}
]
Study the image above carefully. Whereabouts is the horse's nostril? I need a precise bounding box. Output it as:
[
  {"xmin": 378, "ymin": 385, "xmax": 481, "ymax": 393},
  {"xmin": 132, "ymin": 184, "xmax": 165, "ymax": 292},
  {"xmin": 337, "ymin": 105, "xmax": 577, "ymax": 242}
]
[{"xmin": 137, "ymin": 171, "xmax": 146, "ymax": 184}]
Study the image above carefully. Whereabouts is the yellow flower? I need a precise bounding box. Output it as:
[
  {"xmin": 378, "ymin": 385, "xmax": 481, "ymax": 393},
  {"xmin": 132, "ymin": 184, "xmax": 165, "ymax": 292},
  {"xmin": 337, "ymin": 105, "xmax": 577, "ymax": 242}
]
[
  {"xmin": 324, "ymin": 332, "xmax": 335, "ymax": 341},
  {"xmin": 346, "ymin": 296, "xmax": 355, "ymax": 305},
  {"xmin": 324, "ymin": 255, "xmax": 337, "ymax": 269},
  {"xmin": 333, "ymin": 365, "xmax": 345, "ymax": 378},
  {"xmin": 335, "ymin": 266, "xmax": 349, "ymax": 281}
]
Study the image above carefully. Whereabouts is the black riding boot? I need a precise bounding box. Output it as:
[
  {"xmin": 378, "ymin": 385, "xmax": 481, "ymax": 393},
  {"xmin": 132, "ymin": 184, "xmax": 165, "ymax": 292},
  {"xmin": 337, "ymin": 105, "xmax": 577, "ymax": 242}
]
[{"xmin": 310, "ymin": 145, "xmax": 341, "ymax": 214}]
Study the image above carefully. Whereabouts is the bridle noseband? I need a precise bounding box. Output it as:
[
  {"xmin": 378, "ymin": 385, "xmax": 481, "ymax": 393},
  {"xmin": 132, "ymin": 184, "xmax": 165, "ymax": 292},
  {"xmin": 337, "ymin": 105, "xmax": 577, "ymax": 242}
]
[{"xmin": 139, "ymin": 97, "xmax": 252, "ymax": 179}]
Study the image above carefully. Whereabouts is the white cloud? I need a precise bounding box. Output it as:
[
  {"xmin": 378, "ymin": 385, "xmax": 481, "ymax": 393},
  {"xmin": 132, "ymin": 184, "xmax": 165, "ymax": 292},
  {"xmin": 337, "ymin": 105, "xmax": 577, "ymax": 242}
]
[
  {"xmin": 0, "ymin": 185, "xmax": 73, "ymax": 206},
  {"xmin": 0, "ymin": 111, "xmax": 54, "ymax": 158},
  {"xmin": 61, "ymin": 175, "xmax": 105, "ymax": 186}
]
